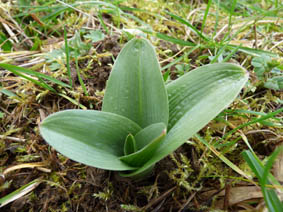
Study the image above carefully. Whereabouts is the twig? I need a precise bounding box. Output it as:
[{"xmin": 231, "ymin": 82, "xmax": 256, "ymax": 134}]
[
  {"xmin": 270, "ymin": 40, "xmax": 283, "ymax": 51},
  {"xmin": 2, "ymin": 22, "xmax": 19, "ymax": 43},
  {"xmin": 224, "ymin": 181, "xmax": 231, "ymax": 210},
  {"xmin": 19, "ymin": 59, "xmax": 46, "ymax": 67},
  {"xmin": 0, "ymin": 135, "xmax": 26, "ymax": 142},
  {"xmin": 3, "ymin": 162, "xmax": 47, "ymax": 175},
  {"xmin": 177, "ymin": 192, "xmax": 197, "ymax": 212},
  {"xmin": 143, "ymin": 186, "xmax": 176, "ymax": 210}
]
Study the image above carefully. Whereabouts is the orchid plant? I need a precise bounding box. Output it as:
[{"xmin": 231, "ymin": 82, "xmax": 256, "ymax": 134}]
[{"xmin": 40, "ymin": 38, "xmax": 248, "ymax": 178}]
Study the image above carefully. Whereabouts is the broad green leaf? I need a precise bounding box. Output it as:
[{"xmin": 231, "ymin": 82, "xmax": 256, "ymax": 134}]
[
  {"xmin": 119, "ymin": 123, "xmax": 166, "ymax": 167},
  {"xmin": 102, "ymin": 38, "xmax": 169, "ymax": 128},
  {"xmin": 124, "ymin": 134, "xmax": 137, "ymax": 155},
  {"xmin": 166, "ymin": 63, "xmax": 248, "ymax": 131},
  {"xmin": 134, "ymin": 122, "xmax": 167, "ymax": 150},
  {"xmin": 124, "ymin": 63, "xmax": 248, "ymax": 176},
  {"xmin": 40, "ymin": 110, "xmax": 142, "ymax": 171}
]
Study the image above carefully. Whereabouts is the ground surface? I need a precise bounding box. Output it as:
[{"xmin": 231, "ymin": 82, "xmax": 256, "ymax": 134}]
[{"xmin": 0, "ymin": 0, "xmax": 282, "ymax": 211}]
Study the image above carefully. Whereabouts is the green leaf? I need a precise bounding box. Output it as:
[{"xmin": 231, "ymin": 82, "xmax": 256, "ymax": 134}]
[
  {"xmin": 264, "ymin": 76, "xmax": 283, "ymax": 91},
  {"xmin": 0, "ymin": 112, "xmax": 4, "ymax": 119},
  {"xmin": 40, "ymin": 110, "xmax": 142, "ymax": 171},
  {"xmin": 67, "ymin": 31, "xmax": 91, "ymax": 57},
  {"xmin": 102, "ymin": 38, "xmax": 169, "ymax": 128},
  {"xmin": 124, "ymin": 134, "xmax": 137, "ymax": 155},
  {"xmin": 119, "ymin": 123, "xmax": 166, "ymax": 168},
  {"xmin": 134, "ymin": 122, "xmax": 166, "ymax": 150},
  {"xmin": 84, "ymin": 30, "xmax": 105, "ymax": 42},
  {"xmin": 167, "ymin": 63, "xmax": 248, "ymax": 131},
  {"xmin": 251, "ymin": 56, "xmax": 270, "ymax": 68},
  {"xmin": 251, "ymin": 56, "xmax": 271, "ymax": 79},
  {"xmin": 126, "ymin": 63, "xmax": 248, "ymax": 176}
]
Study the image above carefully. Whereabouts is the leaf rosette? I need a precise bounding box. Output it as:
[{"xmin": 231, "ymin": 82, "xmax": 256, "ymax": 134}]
[{"xmin": 40, "ymin": 38, "xmax": 248, "ymax": 178}]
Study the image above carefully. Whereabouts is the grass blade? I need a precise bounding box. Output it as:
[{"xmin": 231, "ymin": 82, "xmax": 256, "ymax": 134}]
[
  {"xmin": 213, "ymin": 0, "xmax": 220, "ymax": 38},
  {"xmin": 195, "ymin": 134, "xmax": 250, "ymax": 180},
  {"xmin": 140, "ymin": 29, "xmax": 196, "ymax": 46},
  {"xmin": 0, "ymin": 63, "xmax": 71, "ymax": 90},
  {"xmin": 64, "ymin": 26, "xmax": 73, "ymax": 87},
  {"xmin": 0, "ymin": 66, "xmax": 55, "ymax": 92},
  {"xmin": 155, "ymin": 32, "xmax": 196, "ymax": 46},
  {"xmin": 227, "ymin": 45, "xmax": 278, "ymax": 57},
  {"xmin": 165, "ymin": 11, "xmax": 208, "ymax": 41},
  {"xmin": 222, "ymin": 108, "xmax": 283, "ymax": 141},
  {"xmin": 0, "ymin": 179, "xmax": 42, "ymax": 208},
  {"xmin": 75, "ymin": 57, "xmax": 88, "ymax": 96},
  {"xmin": 201, "ymin": 0, "xmax": 212, "ymax": 33},
  {"xmin": 242, "ymin": 149, "xmax": 283, "ymax": 211}
]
